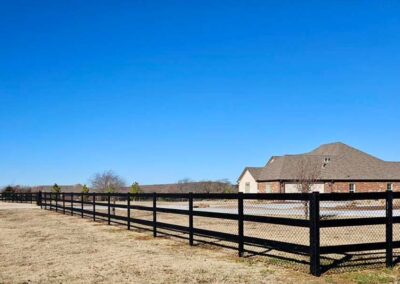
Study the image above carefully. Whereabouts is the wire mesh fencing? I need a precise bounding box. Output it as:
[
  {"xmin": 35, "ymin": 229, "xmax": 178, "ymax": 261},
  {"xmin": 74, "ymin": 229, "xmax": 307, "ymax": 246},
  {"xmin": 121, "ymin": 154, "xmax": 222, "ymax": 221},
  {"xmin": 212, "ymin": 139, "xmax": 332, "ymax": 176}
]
[
  {"xmin": 3, "ymin": 191, "xmax": 400, "ymax": 276},
  {"xmin": 318, "ymin": 192, "xmax": 394, "ymax": 274},
  {"xmin": 242, "ymin": 195, "xmax": 311, "ymax": 271}
]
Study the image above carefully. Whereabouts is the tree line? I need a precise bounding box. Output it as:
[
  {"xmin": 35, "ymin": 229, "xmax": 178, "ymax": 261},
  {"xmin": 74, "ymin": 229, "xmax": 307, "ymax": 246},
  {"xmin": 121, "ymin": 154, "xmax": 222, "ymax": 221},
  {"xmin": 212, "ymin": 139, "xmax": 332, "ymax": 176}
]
[{"xmin": 1, "ymin": 171, "xmax": 235, "ymax": 195}]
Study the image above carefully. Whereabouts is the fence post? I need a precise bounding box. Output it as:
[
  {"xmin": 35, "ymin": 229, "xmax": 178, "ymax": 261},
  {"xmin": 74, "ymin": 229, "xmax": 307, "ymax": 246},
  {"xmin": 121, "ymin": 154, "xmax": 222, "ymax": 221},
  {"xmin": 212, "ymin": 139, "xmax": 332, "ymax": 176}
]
[
  {"xmin": 38, "ymin": 191, "xmax": 42, "ymax": 208},
  {"xmin": 189, "ymin": 192, "xmax": 194, "ymax": 246},
  {"xmin": 55, "ymin": 193, "xmax": 58, "ymax": 212},
  {"xmin": 63, "ymin": 193, "xmax": 66, "ymax": 214},
  {"xmin": 310, "ymin": 191, "xmax": 321, "ymax": 276},
  {"xmin": 71, "ymin": 193, "xmax": 74, "ymax": 216},
  {"xmin": 81, "ymin": 192, "xmax": 84, "ymax": 218},
  {"xmin": 153, "ymin": 192, "xmax": 157, "ymax": 237},
  {"xmin": 127, "ymin": 193, "xmax": 131, "ymax": 230},
  {"xmin": 108, "ymin": 192, "xmax": 111, "ymax": 225},
  {"xmin": 93, "ymin": 193, "xmax": 96, "ymax": 221},
  {"xmin": 386, "ymin": 190, "xmax": 393, "ymax": 268},
  {"xmin": 238, "ymin": 192, "xmax": 244, "ymax": 257}
]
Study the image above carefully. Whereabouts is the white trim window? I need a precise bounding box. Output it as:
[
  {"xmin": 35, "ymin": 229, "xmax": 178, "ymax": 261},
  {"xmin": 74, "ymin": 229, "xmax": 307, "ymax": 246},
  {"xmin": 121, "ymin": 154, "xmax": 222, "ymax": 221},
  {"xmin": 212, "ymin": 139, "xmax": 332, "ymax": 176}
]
[
  {"xmin": 387, "ymin": 183, "xmax": 393, "ymax": 191},
  {"xmin": 349, "ymin": 183, "xmax": 356, "ymax": 193},
  {"xmin": 245, "ymin": 182, "xmax": 250, "ymax": 193}
]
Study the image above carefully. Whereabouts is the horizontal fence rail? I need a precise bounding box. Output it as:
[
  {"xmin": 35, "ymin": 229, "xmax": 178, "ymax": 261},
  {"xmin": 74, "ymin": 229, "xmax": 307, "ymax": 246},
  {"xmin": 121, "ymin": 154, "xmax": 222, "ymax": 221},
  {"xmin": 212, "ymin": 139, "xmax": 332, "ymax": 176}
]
[
  {"xmin": 1, "ymin": 190, "xmax": 399, "ymax": 276},
  {"xmin": 0, "ymin": 192, "xmax": 38, "ymax": 204}
]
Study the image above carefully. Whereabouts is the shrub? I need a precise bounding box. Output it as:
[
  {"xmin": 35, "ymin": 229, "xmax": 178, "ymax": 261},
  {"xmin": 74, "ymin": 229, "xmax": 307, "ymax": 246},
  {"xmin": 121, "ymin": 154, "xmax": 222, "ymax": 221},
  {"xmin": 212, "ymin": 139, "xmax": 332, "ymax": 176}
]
[{"xmin": 52, "ymin": 184, "xmax": 61, "ymax": 193}]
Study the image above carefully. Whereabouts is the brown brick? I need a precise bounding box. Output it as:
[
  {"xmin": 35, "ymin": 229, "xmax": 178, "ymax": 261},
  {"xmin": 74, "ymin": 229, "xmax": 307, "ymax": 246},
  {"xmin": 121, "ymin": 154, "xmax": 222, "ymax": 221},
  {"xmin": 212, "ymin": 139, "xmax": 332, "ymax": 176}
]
[
  {"xmin": 258, "ymin": 182, "xmax": 281, "ymax": 193},
  {"xmin": 331, "ymin": 182, "xmax": 396, "ymax": 193}
]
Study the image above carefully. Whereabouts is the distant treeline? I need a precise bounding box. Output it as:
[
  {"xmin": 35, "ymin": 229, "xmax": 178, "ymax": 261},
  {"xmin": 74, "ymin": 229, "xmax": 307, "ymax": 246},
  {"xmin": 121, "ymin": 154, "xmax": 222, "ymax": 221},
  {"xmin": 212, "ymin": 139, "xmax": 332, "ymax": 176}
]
[{"xmin": 1, "ymin": 181, "xmax": 237, "ymax": 194}]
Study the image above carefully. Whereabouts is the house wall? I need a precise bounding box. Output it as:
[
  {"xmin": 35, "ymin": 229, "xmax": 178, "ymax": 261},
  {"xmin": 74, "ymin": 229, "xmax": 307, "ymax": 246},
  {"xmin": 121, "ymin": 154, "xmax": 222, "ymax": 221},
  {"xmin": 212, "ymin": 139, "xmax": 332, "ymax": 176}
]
[
  {"xmin": 325, "ymin": 182, "xmax": 400, "ymax": 193},
  {"xmin": 254, "ymin": 181, "xmax": 400, "ymax": 193},
  {"xmin": 258, "ymin": 182, "xmax": 281, "ymax": 193},
  {"xmin": 238, "ymin": 170, "xmax": 258, "ymax": 193},
  {"xmin": 283, "ymin": 183, "xmax": 325, "ymax": 193}
]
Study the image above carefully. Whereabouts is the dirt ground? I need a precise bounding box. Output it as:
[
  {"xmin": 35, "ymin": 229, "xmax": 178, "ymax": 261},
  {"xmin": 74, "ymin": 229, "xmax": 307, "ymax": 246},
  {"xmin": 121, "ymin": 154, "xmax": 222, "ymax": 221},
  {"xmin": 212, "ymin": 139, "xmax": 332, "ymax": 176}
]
[{"xmin": 1, "ymin": 203, "xmax": 400, "ymax": 284}]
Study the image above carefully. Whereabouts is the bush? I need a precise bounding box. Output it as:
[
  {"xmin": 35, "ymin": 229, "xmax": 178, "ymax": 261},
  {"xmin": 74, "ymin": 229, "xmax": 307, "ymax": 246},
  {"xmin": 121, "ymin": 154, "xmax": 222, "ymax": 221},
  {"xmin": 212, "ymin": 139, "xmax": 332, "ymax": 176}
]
[{"xmin": 52, "ymin": 184, "xmax": 61, "ymax": 193}]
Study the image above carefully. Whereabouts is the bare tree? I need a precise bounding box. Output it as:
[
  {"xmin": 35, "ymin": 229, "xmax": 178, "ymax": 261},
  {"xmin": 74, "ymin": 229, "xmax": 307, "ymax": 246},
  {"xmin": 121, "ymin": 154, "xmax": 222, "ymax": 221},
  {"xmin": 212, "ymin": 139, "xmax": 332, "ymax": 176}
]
[
  {"xmin": 177, "ymin": 178, "xmax": 192, "ymax": 193},
  {"xmin": 175, "ymin": 179, "xmax": 235, "ymax": 194},
  {"xmin": 293, "ymin": 157, "xmax": 322, "ymax": 218},
  {"xmin": 91, "ymin": 170, "xmax": 126, "ymax": 193},
  {"xmin": 215, "ymin": 179, "xmax": 235, "ymax": 193},
  {"xmin": 1, "ymin": 185, "xmax": 32, "ymax": 202},
  {"xmin": 199, "ymin": 180, "xmax": 214, "ymax": 194}
]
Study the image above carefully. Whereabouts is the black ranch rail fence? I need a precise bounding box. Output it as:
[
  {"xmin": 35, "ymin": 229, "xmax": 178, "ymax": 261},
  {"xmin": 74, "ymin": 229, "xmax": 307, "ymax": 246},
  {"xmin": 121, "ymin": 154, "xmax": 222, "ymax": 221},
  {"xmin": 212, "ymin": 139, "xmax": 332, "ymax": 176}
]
[{"xmin": 2, "ymin": 191, "xmax": 400, "ymax": 276}]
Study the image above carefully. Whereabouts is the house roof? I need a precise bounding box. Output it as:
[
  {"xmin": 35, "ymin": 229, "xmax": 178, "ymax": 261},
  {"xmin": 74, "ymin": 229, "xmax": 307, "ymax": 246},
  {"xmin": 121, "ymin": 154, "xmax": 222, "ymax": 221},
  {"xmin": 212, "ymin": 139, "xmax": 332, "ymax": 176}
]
[
  {"xmin": 237, "ymin": 167, "xmax": 263, "ymax": 182},
  {"xmin": 256, "ymin": 142, "xmax": 400, "ymax": 181}
]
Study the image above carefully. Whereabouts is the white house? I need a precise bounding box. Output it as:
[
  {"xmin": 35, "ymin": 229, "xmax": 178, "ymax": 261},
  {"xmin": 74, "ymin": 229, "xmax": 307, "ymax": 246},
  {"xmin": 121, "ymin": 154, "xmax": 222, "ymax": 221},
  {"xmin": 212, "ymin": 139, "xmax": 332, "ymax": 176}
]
[
  {"xmin": 237, "ymin": 167, "xmax": 262, "ymax": 193},
  {"xmin": 237, "ymin": 142, "xmax": 400, "ymax": 194}
]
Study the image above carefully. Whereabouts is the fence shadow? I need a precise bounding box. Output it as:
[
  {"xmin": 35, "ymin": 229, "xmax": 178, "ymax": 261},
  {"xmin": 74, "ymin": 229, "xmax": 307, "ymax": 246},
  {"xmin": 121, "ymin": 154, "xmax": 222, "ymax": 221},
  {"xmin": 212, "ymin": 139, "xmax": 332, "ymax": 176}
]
[
  {"xmin": 320, "ymin": 252, "xmax": 387, "ymax": 273},
  {"xmin": 2, "ymin": 191, "xmax": 400, "ymax": 277}
]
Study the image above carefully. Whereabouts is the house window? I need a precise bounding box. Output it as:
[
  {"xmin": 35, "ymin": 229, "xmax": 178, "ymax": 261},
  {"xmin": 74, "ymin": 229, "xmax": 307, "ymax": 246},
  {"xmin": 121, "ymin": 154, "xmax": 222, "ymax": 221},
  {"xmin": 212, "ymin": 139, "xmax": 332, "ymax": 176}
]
[
  {"xmin": 245, "ymin": 182, "xmax": 250, "ymax": 193},
  {"xmin": 349, "ymin": 183, "xmax": 355, "ymax": 193},
  {"xmin": 387, "ymin": 183, "xmax": 393, "ymax": 191}
]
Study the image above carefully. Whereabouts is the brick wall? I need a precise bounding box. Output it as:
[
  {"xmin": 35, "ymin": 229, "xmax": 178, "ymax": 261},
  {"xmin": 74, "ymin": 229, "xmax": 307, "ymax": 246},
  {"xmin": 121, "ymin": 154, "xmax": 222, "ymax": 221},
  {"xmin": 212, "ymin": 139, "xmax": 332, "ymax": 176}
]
[
  {"xmin": 258, "ymin": 182, "xmax": 281, "ymax": 193},
  {"xmin": 330, "ymin": 182, "xmax": 400, "ymax": 193},
  {"xmin": 257, "ymin": 181, "xmax": 400, "ymax": 193}
]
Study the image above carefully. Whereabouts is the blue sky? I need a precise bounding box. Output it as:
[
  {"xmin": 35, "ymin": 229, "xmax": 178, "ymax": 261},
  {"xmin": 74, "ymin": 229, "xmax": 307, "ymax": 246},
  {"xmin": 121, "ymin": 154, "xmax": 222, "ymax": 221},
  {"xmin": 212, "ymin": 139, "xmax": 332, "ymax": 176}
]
[{"xmin": 1, "ymin": 1, "xmax": 399, "ymax": 186}]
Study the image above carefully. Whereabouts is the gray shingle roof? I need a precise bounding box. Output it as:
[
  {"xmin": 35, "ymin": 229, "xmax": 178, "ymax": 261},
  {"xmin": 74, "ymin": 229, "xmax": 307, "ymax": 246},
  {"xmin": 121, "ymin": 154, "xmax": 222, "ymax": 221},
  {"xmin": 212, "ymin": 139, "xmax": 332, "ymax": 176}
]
[
  {"xmin": 237, "ymin": 167, "xmax": 263, "ymax": 182},
  {"xmin": 256, "ymin": 142, "xmax": 400, "ymax": 181}
]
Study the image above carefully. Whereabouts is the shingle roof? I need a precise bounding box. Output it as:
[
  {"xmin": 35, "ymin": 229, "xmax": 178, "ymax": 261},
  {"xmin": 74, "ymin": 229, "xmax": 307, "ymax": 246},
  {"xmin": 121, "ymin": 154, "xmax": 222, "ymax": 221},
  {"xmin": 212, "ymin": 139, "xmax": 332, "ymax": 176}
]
[
  {"xmin": 256, "ymin": 142, "xmax": 400, "ymax": 181},
  {"xmin": 237, "ymin": 167, "xmax": 263, "ymax": 182}
]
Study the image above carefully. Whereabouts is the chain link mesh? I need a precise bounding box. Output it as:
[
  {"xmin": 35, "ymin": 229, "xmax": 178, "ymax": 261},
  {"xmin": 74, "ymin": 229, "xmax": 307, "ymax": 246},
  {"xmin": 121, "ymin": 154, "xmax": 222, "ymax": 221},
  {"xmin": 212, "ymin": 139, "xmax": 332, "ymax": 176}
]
[
  {"xmin": 320, "ymin": 197, "xmax": 387, "ymax": 273},
  {"xmin": 7, "ymin": 192, "xmax": 399, "ymax": 275}
]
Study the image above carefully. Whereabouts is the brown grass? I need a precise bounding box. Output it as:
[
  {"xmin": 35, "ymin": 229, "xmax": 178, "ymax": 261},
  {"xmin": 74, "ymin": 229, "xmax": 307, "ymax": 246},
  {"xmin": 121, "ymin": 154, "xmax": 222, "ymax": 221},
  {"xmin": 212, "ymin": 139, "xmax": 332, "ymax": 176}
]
[{"xmin": 1, "ymin": 202, "xmax": 400, "ymax": 284}]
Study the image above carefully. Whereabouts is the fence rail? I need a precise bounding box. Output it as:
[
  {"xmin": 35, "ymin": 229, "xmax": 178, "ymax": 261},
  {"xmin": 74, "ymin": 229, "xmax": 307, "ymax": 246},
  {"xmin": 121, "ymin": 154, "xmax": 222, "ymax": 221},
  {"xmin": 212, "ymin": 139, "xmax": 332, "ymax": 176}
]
[{"xmin": 1, "ymin": 190, "xmax": 399, "ymax": 276}]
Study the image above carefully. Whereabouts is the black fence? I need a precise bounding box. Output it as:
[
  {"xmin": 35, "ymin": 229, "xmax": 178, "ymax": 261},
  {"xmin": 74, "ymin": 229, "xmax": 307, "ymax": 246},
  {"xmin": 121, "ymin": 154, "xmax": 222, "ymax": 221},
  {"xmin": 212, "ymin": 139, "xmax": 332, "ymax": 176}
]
[
  {"xmin": 1, "ymin": 191, "xmax": 400, "ymax": 276},
  {"xmin": 0, "ymin": 192, "xmax": 38, "ymax": 204}
]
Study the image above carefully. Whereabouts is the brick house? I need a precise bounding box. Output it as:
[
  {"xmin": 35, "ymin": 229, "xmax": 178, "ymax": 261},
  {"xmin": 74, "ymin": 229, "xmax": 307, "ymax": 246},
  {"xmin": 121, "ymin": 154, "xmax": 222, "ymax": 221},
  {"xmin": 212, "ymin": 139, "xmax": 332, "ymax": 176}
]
[{"xmin": 238, "ymin": 142, "xmax": 400, "ymax": 193}]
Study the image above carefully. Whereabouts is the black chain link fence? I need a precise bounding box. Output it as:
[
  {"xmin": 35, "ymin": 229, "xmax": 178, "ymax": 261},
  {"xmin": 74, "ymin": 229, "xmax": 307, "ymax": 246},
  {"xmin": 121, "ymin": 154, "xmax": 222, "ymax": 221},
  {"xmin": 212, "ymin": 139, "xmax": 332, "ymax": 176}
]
[{"xmin": 2, "ymin": 191, "xmax": 399, "ymax": 276}]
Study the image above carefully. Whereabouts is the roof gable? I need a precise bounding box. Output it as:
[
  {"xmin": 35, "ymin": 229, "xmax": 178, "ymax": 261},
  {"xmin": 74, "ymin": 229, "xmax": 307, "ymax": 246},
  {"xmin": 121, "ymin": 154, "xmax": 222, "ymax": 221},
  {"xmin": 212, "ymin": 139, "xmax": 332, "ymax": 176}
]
[
  {"xmin": 256, "ymin": 142, "xmax": 400, "ymax": 181},
  {"xmin": 237, "ymin": 167, "xmax": 263, "ymax": 182}
]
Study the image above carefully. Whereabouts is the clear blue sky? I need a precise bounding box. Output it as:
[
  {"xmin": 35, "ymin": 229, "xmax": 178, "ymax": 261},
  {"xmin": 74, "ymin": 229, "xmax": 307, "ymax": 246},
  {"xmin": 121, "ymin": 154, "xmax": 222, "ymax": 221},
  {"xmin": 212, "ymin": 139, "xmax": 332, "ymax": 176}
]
[{"xmin": 1, "ymin": 1, "xmax": 399, "ymax": 187}]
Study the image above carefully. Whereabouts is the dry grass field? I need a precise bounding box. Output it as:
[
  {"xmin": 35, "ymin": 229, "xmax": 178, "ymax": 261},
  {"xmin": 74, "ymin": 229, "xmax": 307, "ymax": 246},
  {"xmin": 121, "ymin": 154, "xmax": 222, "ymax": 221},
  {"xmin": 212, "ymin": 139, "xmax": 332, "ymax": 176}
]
[{"xmin": 1, "ymin": 202, "xmax": 400, "ymax": 284}]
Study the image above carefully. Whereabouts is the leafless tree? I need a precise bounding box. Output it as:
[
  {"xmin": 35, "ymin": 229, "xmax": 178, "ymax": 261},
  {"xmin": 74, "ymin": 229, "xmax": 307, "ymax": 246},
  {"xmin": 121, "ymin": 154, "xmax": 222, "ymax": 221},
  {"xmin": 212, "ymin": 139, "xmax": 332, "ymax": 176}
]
[
  {"xmin": 293, "ymin": 157, "xmax": 322, "ymax": 218},
  {"xmin": 175, "ymin": 179, "xmax": 235, "ymax": 194},
  {"xmin": 212, "ymin": 179, "xmax": 235, "ymax": 193},
  {"xmin": 199, "ymin": 181, "xmax": 214, "ymax": 194},
  {"xmin": 177, "ymin": 178, "xmax": 192, "ymax": 193},
  {"xmin": 91, "ymin": 170, "xmax": 126, "ymax": 193}
]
